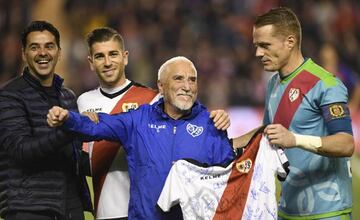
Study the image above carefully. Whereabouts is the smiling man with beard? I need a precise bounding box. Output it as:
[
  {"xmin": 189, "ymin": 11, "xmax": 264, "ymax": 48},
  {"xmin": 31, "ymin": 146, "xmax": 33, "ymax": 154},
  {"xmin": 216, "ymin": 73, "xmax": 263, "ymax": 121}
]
[
  {"xmin": 78, "ymin": 28, "xmax": 230, "ymax": 220},
  {"xmin": 157, "ymin": 57, "xmax": 198, "ymax": 119},
  {"xmin": 47, "ymin": 56, "xmax": 235, "ymax": 220},
  {"xmin": 0, "ymin": 21, "xmax": 92, "ymax": 220}
]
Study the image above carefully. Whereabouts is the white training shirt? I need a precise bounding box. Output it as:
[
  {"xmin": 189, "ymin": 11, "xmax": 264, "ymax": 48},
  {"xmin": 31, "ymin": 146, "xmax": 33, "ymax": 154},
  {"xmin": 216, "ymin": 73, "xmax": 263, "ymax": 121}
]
[{"xmin": 157, "ymin": 134, "xmax": 288, "ymax": 220}]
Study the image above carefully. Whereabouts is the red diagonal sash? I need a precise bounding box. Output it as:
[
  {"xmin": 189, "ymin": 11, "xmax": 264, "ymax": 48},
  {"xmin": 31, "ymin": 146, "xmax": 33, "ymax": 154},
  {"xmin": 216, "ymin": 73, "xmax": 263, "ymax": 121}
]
[
  {"xmin": 213, "ymin": 133, "xmax": 262, "ymax": 219},
  {"xmin": 273, "ymin": 70, "xmax": 320, "ymax": 128},
  {"xmin": 213, "ymin": 71, "xmax": 320, "ymax": 219},
  {"xmin": 91, "ymin": 86, "xmax": 157, "ymax": 211}
]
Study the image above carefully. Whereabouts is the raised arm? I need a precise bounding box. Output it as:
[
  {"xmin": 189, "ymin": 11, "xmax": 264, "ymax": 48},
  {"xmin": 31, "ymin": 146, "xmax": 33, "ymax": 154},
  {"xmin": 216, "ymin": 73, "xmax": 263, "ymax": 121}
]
[{"xmin": 47, "ymin": 106, "xmax": 132, "ymax": 143}]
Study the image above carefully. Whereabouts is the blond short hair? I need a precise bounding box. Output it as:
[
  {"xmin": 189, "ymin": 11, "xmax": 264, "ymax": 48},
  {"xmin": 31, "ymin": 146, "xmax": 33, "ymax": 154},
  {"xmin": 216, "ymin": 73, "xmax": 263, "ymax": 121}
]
[{"xmin": 254, "ymin": 7, "xmax": 302, "ymax": 48}]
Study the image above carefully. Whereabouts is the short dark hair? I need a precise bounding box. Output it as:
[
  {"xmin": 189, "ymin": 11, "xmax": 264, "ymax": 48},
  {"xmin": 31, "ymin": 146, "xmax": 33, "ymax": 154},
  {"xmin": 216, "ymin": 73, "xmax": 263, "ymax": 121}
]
[
  {"xmin": 254, "ymin": 7, "xmax": 302, "ymax": 46},
  {"xmin": 21, "ymin": 20, "xmax": 61, "ymax": 48},
  {"xmin": 85, "ymin": 27, "xmax": 125, "ymax": 54}
]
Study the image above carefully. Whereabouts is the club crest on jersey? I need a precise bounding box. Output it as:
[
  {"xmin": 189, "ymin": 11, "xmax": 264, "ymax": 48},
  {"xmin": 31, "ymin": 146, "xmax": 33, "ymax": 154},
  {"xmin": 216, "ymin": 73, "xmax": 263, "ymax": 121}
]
[
  {"xmin": 329, "ymin": 104, "xmax": 344, "ymax": 118},
  {"xmin": 236, "ymin": 159, "xmax": 252, "ymax": 173},
  {"xmin": 288, "ymin": 88, "xmax": 300, "ymax": 102},
  {"xmin": 122, "ymin": 103, "xmax": 139, "ymax": 112},
  {"xmin": 186, "ymin": 123, "xmax": 203, "ymax": 137}
]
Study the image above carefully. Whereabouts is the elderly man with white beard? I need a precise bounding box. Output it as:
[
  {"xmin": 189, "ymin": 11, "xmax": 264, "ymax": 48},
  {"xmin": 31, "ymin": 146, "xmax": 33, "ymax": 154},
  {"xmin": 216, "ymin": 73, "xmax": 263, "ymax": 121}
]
[{"xmin": 47, "ymin": 56, "xmax": 235, "ymax": 220}]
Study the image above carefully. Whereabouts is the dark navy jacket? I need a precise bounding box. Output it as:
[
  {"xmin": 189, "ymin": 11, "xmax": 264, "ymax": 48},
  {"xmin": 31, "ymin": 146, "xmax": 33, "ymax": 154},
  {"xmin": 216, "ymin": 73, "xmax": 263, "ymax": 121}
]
[
  {"xmin": 0, "ymin": 69, "xmax": 92, "ymax": 217},
  {"xmin": 65, "ymin": 98, "xmax": 234, "ymax": 219}
]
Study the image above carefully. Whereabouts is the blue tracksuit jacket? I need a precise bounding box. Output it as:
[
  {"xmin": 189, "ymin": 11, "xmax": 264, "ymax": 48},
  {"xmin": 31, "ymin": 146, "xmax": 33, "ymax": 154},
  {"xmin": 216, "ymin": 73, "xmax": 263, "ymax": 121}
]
[{"xmin": 64, "ymin": 98, "xmax": 234, "ymax": 219}]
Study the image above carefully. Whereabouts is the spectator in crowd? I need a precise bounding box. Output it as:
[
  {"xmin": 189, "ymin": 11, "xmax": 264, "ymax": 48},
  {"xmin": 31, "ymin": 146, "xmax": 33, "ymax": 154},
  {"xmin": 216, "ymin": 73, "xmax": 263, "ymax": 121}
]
[
  {"xmin": 2, "ymin": 1, "xmax": 360, "ymax": 108},
  {"xmin": 63, "ymin": 0, "xmax": 360, "ymax": 107}
]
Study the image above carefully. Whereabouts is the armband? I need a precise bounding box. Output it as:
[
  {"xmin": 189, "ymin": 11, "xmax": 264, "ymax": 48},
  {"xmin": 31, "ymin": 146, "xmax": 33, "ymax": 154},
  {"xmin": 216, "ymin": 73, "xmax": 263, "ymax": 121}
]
[
  {"xmin": 321, "ymin": 103, "xmax": 353, "ymax": 135},
  {"xmin": 293, "ymin": 133, "xmax": 322, "ymax": 153}
]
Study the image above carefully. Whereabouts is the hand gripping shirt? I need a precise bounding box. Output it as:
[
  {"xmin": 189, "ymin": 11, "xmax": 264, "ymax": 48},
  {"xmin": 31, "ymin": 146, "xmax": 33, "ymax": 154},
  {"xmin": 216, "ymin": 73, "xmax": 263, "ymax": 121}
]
[
  {"xmin": 157, "ymin": 133, "xmax": 289, "ymax": 220},
  {"xmin": 264, "ymin": 58, "xmax": 352, "ymax": 218},
  {"xmin": 77, "ymin": 80, "xmax": 158, "ymax": 219},
  {"xmin": 64, "ymin": 98, "xmax": 234, "ymax": 220}
]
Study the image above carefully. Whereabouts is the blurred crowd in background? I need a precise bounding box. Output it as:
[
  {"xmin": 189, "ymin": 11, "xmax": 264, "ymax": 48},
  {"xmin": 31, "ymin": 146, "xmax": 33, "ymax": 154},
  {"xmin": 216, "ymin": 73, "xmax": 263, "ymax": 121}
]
[{"xmin": 1, "ymin": 0, "xmax": 360, "ymax": 109}]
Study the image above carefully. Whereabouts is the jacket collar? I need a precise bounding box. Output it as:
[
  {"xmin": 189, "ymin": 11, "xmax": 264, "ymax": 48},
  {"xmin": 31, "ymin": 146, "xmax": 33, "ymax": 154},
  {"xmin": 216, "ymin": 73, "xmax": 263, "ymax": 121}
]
[
  {"xmin": 154, "ymin": 97, "xmax": 203, "ymax": 120},
  {"xmin": 23, "ymin": 67, "xmax": 64, "ymax": 92}
]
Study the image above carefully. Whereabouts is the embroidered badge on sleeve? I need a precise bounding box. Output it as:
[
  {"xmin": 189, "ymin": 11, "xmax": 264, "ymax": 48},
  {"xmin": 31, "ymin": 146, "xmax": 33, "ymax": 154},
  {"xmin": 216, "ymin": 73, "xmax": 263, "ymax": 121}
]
[{"xmin": 321, "ymin": 103, "xmax": 350, "ymax": 122}]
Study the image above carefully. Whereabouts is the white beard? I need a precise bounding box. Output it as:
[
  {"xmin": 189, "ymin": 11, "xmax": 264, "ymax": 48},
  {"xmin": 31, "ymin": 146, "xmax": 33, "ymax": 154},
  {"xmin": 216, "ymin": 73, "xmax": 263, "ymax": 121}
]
[{"xmin": 173, "ymin": 98, "xmax": 193, "ymax": 111}]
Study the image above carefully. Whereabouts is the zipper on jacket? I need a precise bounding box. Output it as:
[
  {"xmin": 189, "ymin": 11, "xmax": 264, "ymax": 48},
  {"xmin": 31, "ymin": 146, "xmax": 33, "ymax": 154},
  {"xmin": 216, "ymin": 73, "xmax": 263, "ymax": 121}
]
[{"xmin": 171, "ymin": 126, "xmax": 177, "ymax": 163}]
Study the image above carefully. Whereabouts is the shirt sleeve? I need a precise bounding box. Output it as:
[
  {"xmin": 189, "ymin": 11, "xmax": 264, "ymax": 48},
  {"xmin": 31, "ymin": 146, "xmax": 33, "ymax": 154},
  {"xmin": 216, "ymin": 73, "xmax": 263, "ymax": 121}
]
[
  {"xmin": 204, "ymin": 109, "xmax": 235, "ymax": 162},
  {"xmin": 210, "ymin": 127, "xmax": 235, "ymax": 164},
  {"xmin": 318, "ymin": 79, "xmax": 353, "ymax": 134},
  {"xmin": 157, "ymin": 161, "xmax": 183, "ymax": 212},
  {"xmin": 64, "ymin": 111, "xmax": 134, "ymax": 146},
  {"xmin": 320, "ymin": 78, "xmax": 348, "ymax": 106}
]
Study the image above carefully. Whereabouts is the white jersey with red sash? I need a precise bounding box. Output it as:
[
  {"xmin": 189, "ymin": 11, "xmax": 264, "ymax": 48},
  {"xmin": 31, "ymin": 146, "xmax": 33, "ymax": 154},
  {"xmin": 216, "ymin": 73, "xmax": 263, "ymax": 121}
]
[
  {"xmin": 157, "ymin": 132, "xmax": 289, "ymax": 220},
  {"xmin": 77, "ymin": 79, "xmax": 158, "ymax": 219},
  {"xmin": 264, "ymin": 58, "xmax": 352, "ymax": 219}
]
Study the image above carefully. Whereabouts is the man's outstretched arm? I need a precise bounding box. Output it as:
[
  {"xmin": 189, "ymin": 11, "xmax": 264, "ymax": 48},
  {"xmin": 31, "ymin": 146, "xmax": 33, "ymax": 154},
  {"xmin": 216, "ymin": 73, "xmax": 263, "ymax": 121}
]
[{"xmin": 47, "ymin": 106, "xmax": 130, "ymax": 143}]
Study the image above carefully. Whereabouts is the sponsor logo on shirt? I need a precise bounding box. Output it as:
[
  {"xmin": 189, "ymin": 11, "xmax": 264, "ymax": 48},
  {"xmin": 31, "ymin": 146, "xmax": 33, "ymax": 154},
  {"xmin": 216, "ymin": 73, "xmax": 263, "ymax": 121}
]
[
  {"xmin": 200, "ymin": 174, "xmax": 221, "ymax": 180},
  {"xmin": 236, "ymin": 159, "xmax": 252, "ymax": 173},
  {"xmin": 122, "ymin": 102, "xmax": 139, "ymax": 112},
  {"xmin": 148, "ymin": 124, "xmax": 166, "ymax": 133},
  {"xmin": 288, "ymin": 88, "xmax": 300, "ymax": 102},
  {"xmin": 85, "ymin": 108, "xmax": 102, "ymax": 112},
  {"xmin": 186, "ymin": 123, "xmax": 203, "ymax": 137}
]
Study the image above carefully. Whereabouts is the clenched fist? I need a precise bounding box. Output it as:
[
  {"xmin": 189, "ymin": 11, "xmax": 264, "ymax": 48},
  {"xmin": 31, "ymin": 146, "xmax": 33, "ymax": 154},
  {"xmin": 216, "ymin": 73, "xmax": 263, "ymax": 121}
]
[{"xmin": 47, "ymin": 106, "xmax": 69, "ymax": 127}]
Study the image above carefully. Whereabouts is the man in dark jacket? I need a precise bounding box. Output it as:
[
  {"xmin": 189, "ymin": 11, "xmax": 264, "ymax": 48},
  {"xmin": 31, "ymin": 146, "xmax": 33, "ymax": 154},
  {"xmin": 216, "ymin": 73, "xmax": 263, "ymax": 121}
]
[{"xmin": 0, "ymin": 20, "xmax": 92, "ymax": 220}]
